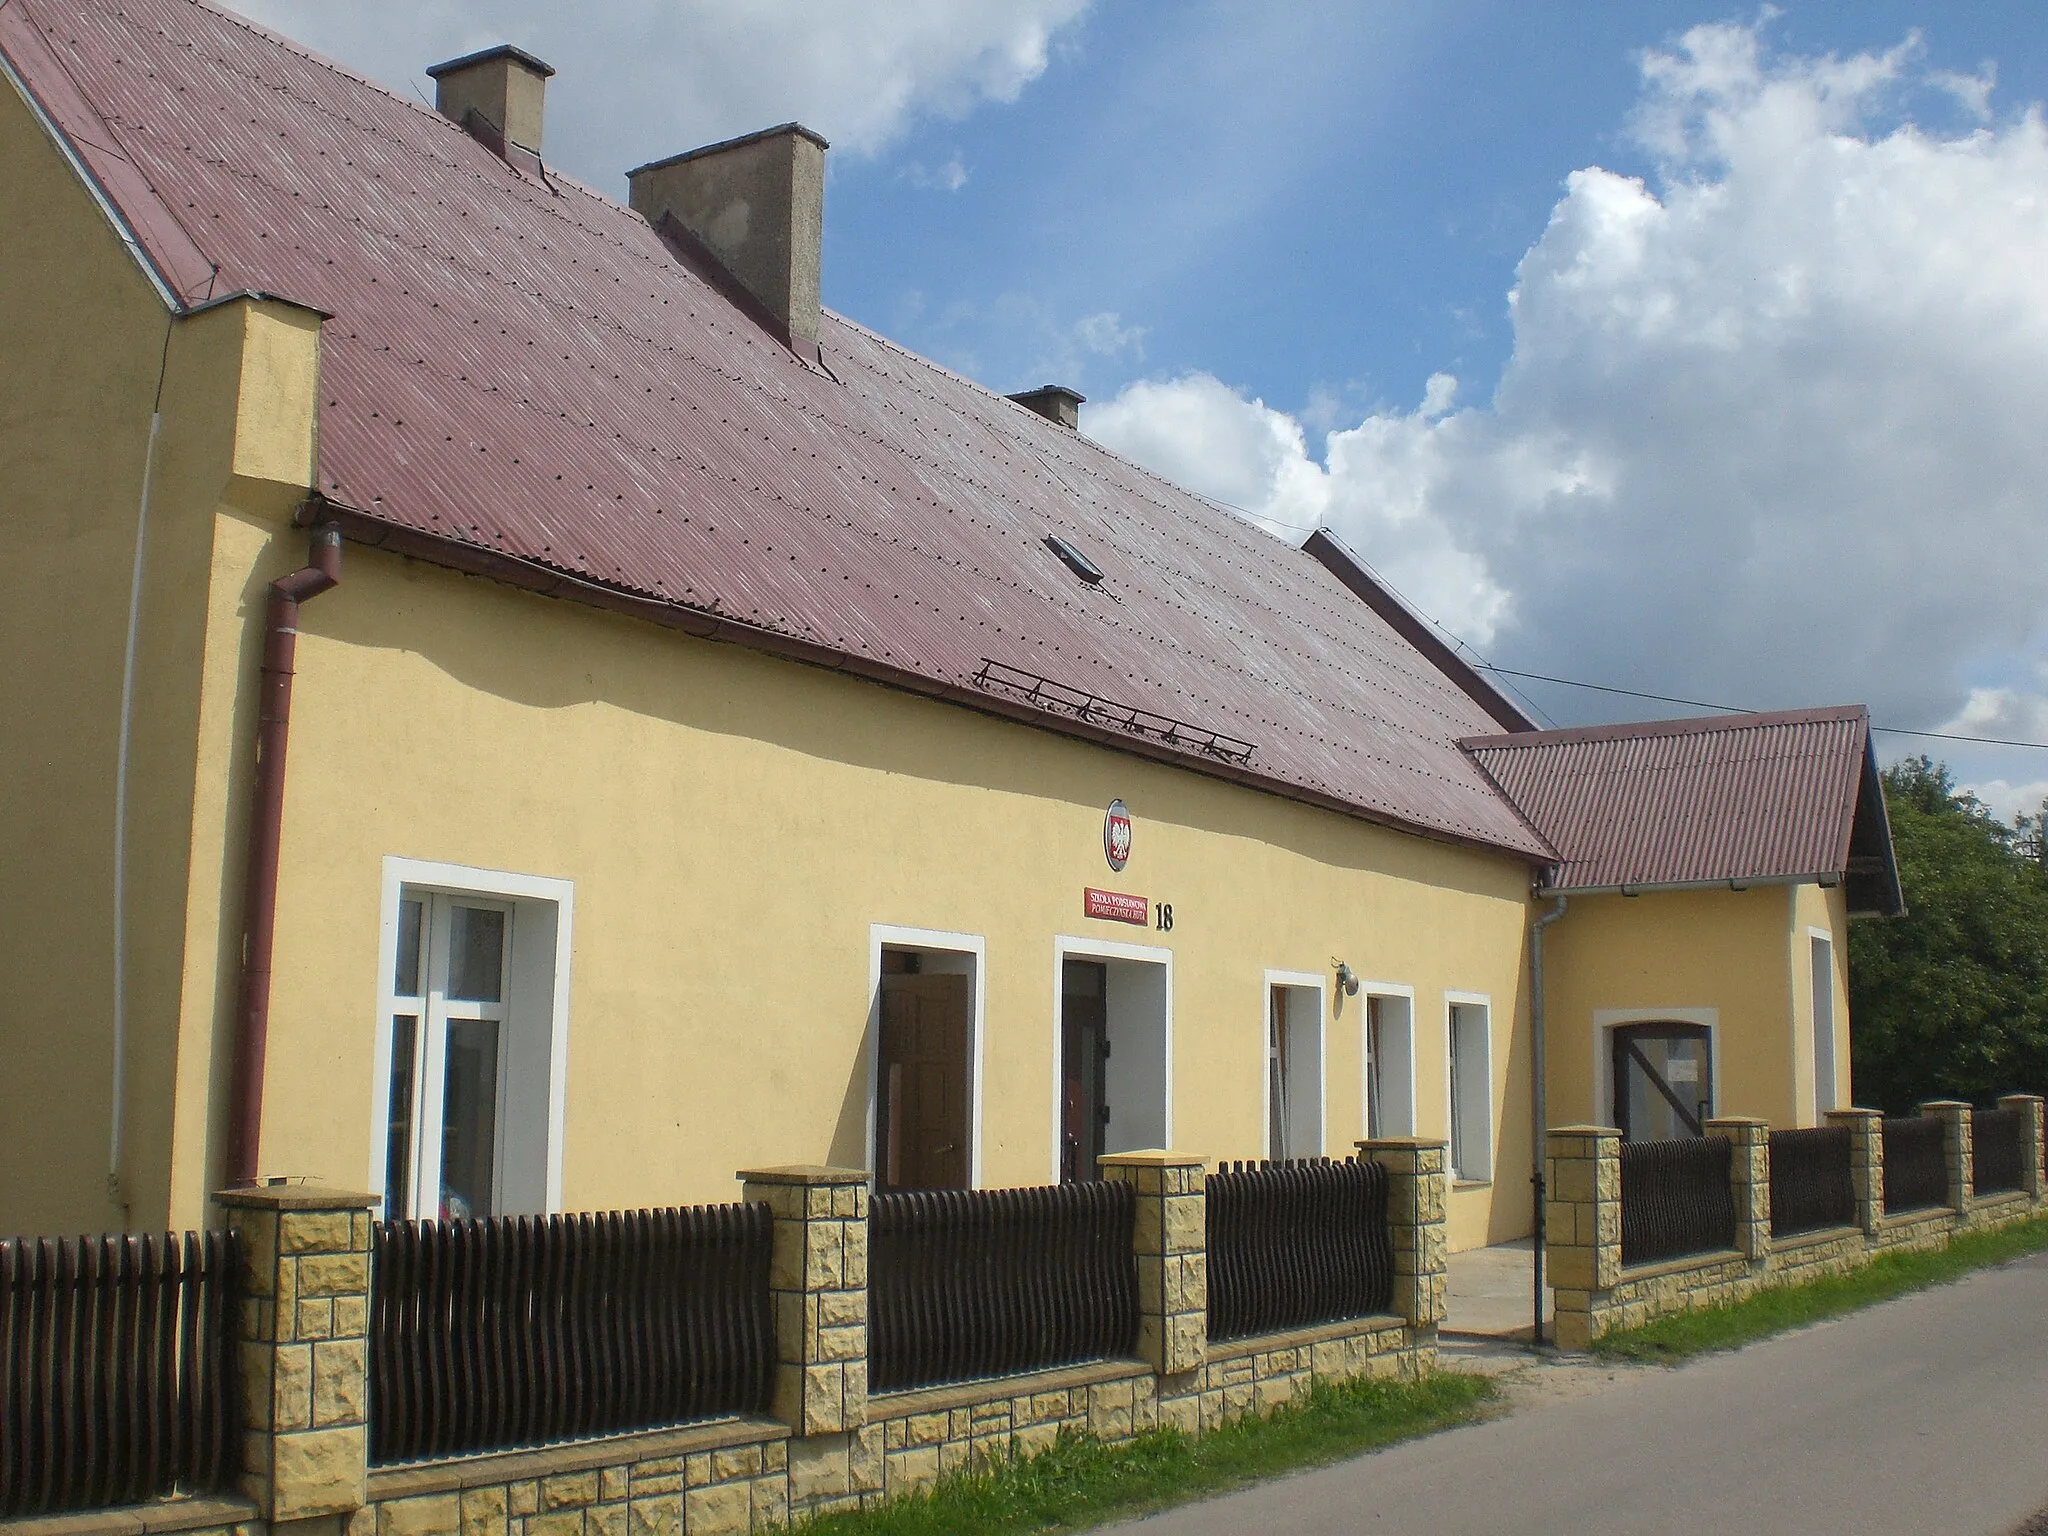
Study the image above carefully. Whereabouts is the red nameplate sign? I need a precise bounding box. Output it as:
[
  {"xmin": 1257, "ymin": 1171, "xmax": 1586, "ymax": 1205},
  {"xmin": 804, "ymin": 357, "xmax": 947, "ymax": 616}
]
[{"xmin": 1084, "ymin": 888, "xmax": 1150, "ymax": 925}]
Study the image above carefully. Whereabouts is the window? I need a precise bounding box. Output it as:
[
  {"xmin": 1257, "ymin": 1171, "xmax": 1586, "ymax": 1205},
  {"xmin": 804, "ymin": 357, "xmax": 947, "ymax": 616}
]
[
  {"xmin": 1446, "ymin": 1000, "xmax": 1493, "ymax": 1183},
  {"xmin": 1810, "ymin": 934, "xmax": 1837, "ymax": 1118},
  {"xmin": 1363, "ymin": 991, "xmax": 1415, "ymax": 1138},
  {"xmin": 374, "ymin": 861, "xmax": 571, "ymax": 1222},
  {"xmin": 1265, "ymin": 979, "xmax": 1324, "ymax": 1161}
]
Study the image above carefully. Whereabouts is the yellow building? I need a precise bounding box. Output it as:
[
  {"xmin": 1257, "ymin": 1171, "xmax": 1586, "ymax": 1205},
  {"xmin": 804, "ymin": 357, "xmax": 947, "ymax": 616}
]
[{"xmin": 0, "ymin": 2, "xmax": 1898, "ymax": 1259}]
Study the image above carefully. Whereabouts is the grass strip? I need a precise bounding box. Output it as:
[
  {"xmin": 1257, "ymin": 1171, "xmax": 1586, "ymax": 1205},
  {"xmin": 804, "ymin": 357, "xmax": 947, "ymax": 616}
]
[
  {"xmin": 796, "ymin": 1370, "xmax": 1495, "ymax": 1535},
  {"xmin": 1594, "ymin": 1213, "xmax": 2048, "ymax": 1364}
]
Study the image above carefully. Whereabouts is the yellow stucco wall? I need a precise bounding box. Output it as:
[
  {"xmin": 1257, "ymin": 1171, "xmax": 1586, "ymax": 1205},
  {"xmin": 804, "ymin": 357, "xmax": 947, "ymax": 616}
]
[
  {"xmin": 187, "ymin": 521, "xmax": 1539, "ymax": 1252},
  {"xmin": 1540, "ymin": 884, "xmax": 1854, "ymax": 1133},
  {"xmin": 0, "ymin": 75, "xmax": 322, "ymax": 1234}
]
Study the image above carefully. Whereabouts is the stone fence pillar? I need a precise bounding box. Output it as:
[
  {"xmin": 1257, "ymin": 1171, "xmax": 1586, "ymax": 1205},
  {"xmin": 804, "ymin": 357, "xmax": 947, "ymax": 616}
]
[
  {"xmin": 738, "ymin": 1165, "xmax": 873, "ymax": 1521},
  {"xmin": 1100, "ymin": 1152, "xmax": 1208, "ymax": 1387},
  {"xmin": 1356, "ymin": 1139, "xmax": 1448, "ymax": 1333},
  {"xmin": 1997, "ymin": 1093, "xmax": 2047, "ymax": 1202},
  {"xmin": 1922, "ymin": 1100, "xmax": 1973, "ymax": 1210},
  {"xmin": 214, "ymin": 1184, "xmax": 378, "ymax": 1528},
  {"xmin": 1825, "ymin": 1109, "xmax": 1884, "ymax": 1234},
  {"xmin": 1706, "ymin": 1118, "xmax": 1771, "ymax": 1261},
  {"xmin": 1543, "ymin": 1127, "xmax": 1619, "ymax": 1352}
]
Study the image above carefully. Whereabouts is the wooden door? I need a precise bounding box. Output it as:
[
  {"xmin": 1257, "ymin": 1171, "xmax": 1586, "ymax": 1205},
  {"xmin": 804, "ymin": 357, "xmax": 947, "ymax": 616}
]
[{"xmin": 877, "ymin": 973, "xmax": 972, "ymax": 1191}]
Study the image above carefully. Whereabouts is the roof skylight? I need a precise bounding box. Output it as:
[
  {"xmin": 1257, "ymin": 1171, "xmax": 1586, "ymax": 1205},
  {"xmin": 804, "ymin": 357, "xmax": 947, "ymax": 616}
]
[{"xmin": 1044, "ymin": 534, "xmax": 1104, "ymax": 585}]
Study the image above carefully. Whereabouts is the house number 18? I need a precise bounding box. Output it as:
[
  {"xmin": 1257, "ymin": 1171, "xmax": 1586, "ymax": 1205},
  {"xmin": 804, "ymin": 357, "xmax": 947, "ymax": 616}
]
[{"xmin": 1155, "ymin": 902, "xmax": 1174, "ymax": 931}]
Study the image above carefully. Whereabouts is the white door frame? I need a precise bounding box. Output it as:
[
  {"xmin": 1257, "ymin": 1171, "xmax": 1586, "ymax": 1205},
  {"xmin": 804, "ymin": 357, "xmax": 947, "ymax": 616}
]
[
  {"xmin": 867, "ymin": 924, "xmax": 989, "ymax": 1189},
  {"xmin": 1050, "ymin": 934, "xmax": 1175, "ymax": 1182}
]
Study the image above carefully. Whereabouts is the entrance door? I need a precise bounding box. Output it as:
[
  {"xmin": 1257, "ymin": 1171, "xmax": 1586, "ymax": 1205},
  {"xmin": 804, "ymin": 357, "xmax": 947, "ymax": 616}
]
[
  {"xmin": 876, "ymin": 973, "xmax": 971, "ymax": 1191},
  {"xmin": 1612, "ymin": 1023, "xmax": 1713, "ymax": 1141},
  {"xmin": 1061, "ymin": 959, "xmax": 1109, "ymax": 1181}
]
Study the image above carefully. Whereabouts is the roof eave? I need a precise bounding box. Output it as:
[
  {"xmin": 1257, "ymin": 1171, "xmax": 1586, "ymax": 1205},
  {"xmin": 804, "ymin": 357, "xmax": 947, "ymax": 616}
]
[{"xmin": 305, "ymin": 498, "xmax": 1553, "ymax": 866}]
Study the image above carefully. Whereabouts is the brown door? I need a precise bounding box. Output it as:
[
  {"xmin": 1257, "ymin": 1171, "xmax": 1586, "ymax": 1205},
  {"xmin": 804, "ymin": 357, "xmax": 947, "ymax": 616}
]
[
  {"xmin": 1061, "ymin": 959, "xmax": 1109, "ymax": 1181},
  {"xmin": 876, "ymin": 973, "xmax": 972, "ymax": 1191}
]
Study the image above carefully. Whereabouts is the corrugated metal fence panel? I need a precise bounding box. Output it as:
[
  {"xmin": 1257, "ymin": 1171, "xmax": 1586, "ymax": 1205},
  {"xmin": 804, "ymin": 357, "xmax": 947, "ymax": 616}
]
[
  {"xmin": 0, "ymin": 1232, "xmax": 239, "ymax": 1518},
  {"xmin": 868, "ymin": 1183, "xmax": 1137, "ymax": 1394},
  {"xmin": 369, "ymin": 1205, "xmax": 774, "ymax": 1465},
  {"xmin": 1973, "ymin": 1107, "xmax": 2028, "ymax": 1196},
  {"xmin": 1204, "ymin": 1159, "xmax": 1394, "ymax": 1342},
  {"xmin": 1618, "ymin": 1138, "xmax": 1737, "ymax": 1267},
  {"xmin": 1880, "ymin": 1118, "xmax": 1950, "ymax": 1215},
  {"xmin": 1767, "ymin": 1126, "xmax": 1856, "ymax": 1238},
  {"xmin": 12, "ymin": 0, "xmax": 1551, "ymax": 858}
]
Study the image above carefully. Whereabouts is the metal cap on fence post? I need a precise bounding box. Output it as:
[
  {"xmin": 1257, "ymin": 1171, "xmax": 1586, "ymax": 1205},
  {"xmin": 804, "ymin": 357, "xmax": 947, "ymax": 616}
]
[
  {"xmin": 1100, "ymin": 1151, "xmax": 1207, "ymax": 1392},
  {"xmin": 1540, "ymin": 1128, "xmax": 1619, "ymax": 1352},
  {"xmin": 1824, "ymin": 1109, "xmax": 1884, "ymax": 1234},
  {"xmin": 1356, "ymin": 1139, "xmax": 1448, "ymax": 1337},
  {"xmin": 1705, "ymin": 1118, "xmax": 1771, "ymax": 1262},
  {"xmin": 213, "ymin": 1184, "xmax": 378, "ymax": 1526},
  {"xmin": 1996, "ymin": 1094, "xmax": 2047, "ymax": 1202},
  {"xmin": 1920, "ymin": 1101, "xmax": 1974, "ymax": 1212}
]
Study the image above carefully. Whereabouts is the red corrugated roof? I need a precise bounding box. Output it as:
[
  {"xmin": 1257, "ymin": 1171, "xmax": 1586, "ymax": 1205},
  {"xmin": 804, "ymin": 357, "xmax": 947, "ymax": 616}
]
[
  {"xmin": 1461, "ymin": 707, "xmax": 1884, "ymax": 895},
  {"xmin": 5, "ymin": 0, "xmax": 1560, "ymax": 858}
]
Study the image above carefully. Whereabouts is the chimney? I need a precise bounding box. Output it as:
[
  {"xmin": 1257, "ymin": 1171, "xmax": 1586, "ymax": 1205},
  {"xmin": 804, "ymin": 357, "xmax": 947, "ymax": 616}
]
[
  {"xmin": 628, "ymin": 124, "xmax": 828, "ymax": 358},
  {"xmin": 427, "ymin": 45, "xmax": 554, "ymax": 153},
  {"xmin": 1008, "ymin": 385, "xmax": 1085, "ymax": 430}
]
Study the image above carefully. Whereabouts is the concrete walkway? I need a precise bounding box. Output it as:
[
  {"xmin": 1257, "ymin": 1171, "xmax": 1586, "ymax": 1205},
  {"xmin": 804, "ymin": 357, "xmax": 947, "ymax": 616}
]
[
  {"xmin": 1443, "ymin": 1238, "xmax": 1551, "ymax": 1339},
  {"xmin": 1120, "ymin": 1250, "xmax": 2048, "ymax": 1536}
]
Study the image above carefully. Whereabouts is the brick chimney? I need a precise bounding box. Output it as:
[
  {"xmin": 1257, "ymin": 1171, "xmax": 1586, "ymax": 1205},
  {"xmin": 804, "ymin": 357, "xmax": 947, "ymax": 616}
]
[
  {"xmin": 628, "ymin": 124, "xmax": 828, "ymax": 358},
  {"xmin": 1008, "ymin": 385, "xmax": 1085, "ymax": 429},
  {"xmin": 427, "ymin": 45, "xmax": 554, "ymax": 154}
]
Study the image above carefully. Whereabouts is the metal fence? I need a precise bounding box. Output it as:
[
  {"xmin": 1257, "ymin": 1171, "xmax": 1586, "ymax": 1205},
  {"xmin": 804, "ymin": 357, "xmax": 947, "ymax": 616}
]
[
  {"xmin": 370, "ymin": 1205, "xmax": 775, "ymax": 1465},
  {"xmin": 1973, "ymin": 1107, "xmax": 2028, "ymax": 1196},
  {"xmin": 1881, "ymin": 1117, "xmax": 1950, "ymax": 1214},
  {"xmin": 868, "ymin": 1183, "xmax": 1138, "ymax": 1393},
  {"xmin": 1205, "ymin": 1158, "xmax": 1395, "ymax": 1342},
  {"xmin": 1619, "ymin": 1138, "xmax": 1737, "ymax": 1267},
  {"xmin": 1, "ymin": 1232, "xmax": 239, "ymax": 1518},
  {"xmin": 1768, "ymin": 1126, "xmax": 1857, "ymax": 1238}
]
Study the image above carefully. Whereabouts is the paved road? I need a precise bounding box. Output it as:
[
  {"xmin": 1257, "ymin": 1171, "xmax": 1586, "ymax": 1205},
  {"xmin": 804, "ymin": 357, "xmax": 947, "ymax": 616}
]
[{"xmin": 1121, "ymin": 1251, "xmax": 2048, "ymax": 1536}]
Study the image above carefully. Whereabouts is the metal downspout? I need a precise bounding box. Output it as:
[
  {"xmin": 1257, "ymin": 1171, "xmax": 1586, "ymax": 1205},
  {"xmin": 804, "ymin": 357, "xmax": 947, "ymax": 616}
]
[
  {"xmin": 224, "ymin": 523, "xmax": 342, "ymax": 1187},
  {"xmin": 1530, "ymin": 892, "xmax": 1568, "ymax": 1345}
]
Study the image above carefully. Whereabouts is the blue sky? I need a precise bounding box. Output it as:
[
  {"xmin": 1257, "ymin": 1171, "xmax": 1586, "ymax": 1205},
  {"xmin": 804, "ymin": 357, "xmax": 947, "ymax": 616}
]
[
  {"xmin": 833, "ymin": 2, "xmax": 2048, "ymax": 415},
  {"xmin": 238, "ymin": 1, "xmax": 2048, "ymax": 818}
]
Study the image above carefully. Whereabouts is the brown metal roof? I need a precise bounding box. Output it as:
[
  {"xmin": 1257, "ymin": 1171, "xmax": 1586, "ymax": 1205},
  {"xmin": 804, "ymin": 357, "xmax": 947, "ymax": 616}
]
[
  {"xmin": 1462, "ymin": 707, "xmax": 1903, "ymax": 913},
  {"xmin": 3, "ymin": 0, "xmax": 1561, "ymax": 858}
]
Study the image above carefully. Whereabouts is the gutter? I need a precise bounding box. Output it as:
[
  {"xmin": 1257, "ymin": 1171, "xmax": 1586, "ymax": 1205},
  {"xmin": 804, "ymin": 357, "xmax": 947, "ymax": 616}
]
[
  {"xmin": 1528, "ymin": 892, "xmax": 1568, "ymax": 1346},
  {"xmin": 302, "ymin": 498, "xmax": 1557, "ymax": 869},
  {"xmin": 224, "ymin": 523, "xmax": 342, "ymax": 1187}
]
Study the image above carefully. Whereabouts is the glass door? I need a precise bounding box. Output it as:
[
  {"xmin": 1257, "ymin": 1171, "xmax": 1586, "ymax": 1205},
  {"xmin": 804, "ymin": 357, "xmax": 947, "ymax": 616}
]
[{"xmin": 1611, "ymin": 1023, "xmax": 1713, "ymax": 1141}]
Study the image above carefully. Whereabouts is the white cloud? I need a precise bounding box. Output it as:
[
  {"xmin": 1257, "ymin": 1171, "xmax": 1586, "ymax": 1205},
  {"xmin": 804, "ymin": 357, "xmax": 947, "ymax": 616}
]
[
  {"xmin": 1965, "ymin": 777, "xmax": 2048, "ymax": 825},
  {"xmin": 904, "ymin": 156, "xmax": 971, "ymax": 193},
  {"xmin": 1091, "ymin": 22, "xmax": 2048, "ymax": 744},
  {"xmin": 232, "ymin": 0, "xmax": 1089, "ymax": 186}
]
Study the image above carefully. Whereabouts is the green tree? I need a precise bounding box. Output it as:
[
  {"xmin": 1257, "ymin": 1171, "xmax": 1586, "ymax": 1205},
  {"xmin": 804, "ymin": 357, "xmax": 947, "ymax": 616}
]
[{"xmin": 1849, "ymin": 757, "xmax": 2048, "ymax": 1112}]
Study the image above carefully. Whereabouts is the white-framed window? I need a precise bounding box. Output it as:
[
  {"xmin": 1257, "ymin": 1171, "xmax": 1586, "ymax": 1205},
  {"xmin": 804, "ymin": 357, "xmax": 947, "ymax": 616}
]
[
  {"xmin": 371, "ymin": 859, "xmax": 573, "ymax": 1222},
  {"xmin": 1809, "ymin": 930, "xmax": 1837, "ymax": 1119},
  {"xmin": 1446, "ymin": 995, "xmax": 1493, "ymax": 1183},
  {"xmin": 1361, "ymin": 987, "xmax": 1416, "ymax": 1138},
  {"xmin": 1264, "ymin": 973, "xmax": 1326, "ymax": 1161}
]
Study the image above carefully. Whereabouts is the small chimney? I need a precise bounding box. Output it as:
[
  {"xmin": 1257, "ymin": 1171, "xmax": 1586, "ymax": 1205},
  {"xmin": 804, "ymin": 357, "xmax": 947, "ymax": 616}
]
[
  {"xmin": 427, "ymin": 45, "xmax": 554, "ymax": 153},
  {"xmin": 629, "ymin": 124, "xmax": 828, "ymax": 357},
  {"xmin": 1008, "ymin": 385, "xmax": 1085, "ymax": 430}
]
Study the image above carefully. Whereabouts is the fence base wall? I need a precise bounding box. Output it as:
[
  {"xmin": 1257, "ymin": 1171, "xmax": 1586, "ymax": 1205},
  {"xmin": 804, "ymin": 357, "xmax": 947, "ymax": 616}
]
[{"xmin": 1562, "ymin": 1190, "xmax": 2042, "ymax": 1349}]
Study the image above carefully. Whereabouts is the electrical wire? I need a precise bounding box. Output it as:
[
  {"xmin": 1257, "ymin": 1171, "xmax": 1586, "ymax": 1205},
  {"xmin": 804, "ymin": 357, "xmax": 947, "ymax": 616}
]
[{"xmin": 1472, "ymin": 663, "xmax": 2048, "ymax": 752}]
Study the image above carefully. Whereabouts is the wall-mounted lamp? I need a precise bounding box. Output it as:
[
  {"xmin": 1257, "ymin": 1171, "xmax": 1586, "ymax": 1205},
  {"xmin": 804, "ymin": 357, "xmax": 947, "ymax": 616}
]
[{"xmin": 1334, "ymin": 961, "xmax": 1360, "ymax": 997}]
